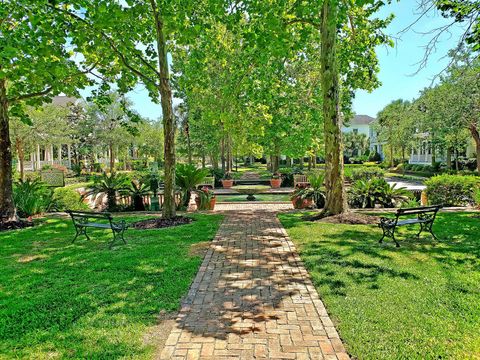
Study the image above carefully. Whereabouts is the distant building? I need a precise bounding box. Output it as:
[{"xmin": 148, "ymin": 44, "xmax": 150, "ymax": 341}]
[
  {"xmin": 21, "ymin": 96, "xmax": 79, "ymax": 172},
  {"xmin": 342, "ymin": 115, "xmax": 384, "ymax": 159}
]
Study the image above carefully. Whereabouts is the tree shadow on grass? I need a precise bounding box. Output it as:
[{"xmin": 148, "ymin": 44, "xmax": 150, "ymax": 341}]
[
  {"xmin": 280, "ymin": 211, "xmax": 480, "ymax": 296},
  {"xmin": 0, "ymin": 214, "xmax": 223, "ymax": 358}
]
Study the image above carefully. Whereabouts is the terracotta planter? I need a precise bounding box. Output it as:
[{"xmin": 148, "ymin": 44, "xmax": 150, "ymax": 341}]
[
  {"xmin": 270, "ymin": 178, "xmax": 282, "ymax": 188},
  {"xmin": 221, "ymin": 179, "xmax": 234, "ymax": 189},
  {"xmin": 195, "ymin": 196, "xmax": 216, "ymax": 210},
  {"xmin": 291, "ymin": 197, "xmax": 313, "ymax": 209}
]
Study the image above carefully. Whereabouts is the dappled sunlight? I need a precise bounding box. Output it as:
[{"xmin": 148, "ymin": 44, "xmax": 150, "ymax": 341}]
[
  {"xmin": 0, "ymin": 214, "xmax": 223, "ymax": 358},
  {"xmin": 279, "ymin": 211, "xmax": 480, "ymax": 359}
]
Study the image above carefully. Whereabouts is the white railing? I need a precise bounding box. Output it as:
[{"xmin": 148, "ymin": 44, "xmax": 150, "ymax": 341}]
[{"xmin": 409, "ymin": 154, "xmax": 444, "ymax": 165}]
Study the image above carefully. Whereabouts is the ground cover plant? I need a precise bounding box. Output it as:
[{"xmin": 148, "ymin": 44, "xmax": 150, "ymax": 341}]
[
  {"xmin": 0, "ymin": 213, "xmax": 222, "ymax": 358},
  {"xmin": 279, "ymin": 211, "xmax": 480, "ymax": 359}
]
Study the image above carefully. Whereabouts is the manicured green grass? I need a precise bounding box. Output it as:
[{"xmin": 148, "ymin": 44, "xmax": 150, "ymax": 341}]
[
  {"xmin": 0, "ymin": 213, "xmax": 223, "ymax": 359},
  {"xmin": 279, "ymin": 211, "xmax": 480, "ymax": 359},
  {"xmin": 217, "ymin": 194, "xmax": 290, "ymax": 202}
]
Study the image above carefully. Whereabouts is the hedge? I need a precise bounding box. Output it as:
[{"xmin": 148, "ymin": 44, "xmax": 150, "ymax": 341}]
[{"xmin": 425, "ymin": 174, "xmax": 480, "ymax": 206}]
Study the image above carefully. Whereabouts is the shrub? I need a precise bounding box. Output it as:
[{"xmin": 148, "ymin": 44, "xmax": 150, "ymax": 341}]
[
  {"xmin": 280, "ymin": 167, "xmax": 303, "ymax": 187},
  {"xmin": 474, "ymin": 188, "xmax": 480, "ymax": 209},
  {"xmin": 13, "ymin": 179, "xmax": 54, "ymax": 217},
  {"xmin": 425, "ymin": 174, "xmax": 480, "ymax": 206},
  {"xmin": 53, "ymin": 187, "xmax": 89, "ymax": 211},
  {"xmin": 369, "ymin": 152, "xmax": 382, "ymax": 162},
  {"xmin": 348, "ymin": 178, "xmax": 411, "ymax": 208},
  {"xmin": 350, "ymin": 166, "xmax": 384, "ymax": 181},
  {"xmin": 209, "ymin": 168, "xmax": 225, "ymax": 188}
]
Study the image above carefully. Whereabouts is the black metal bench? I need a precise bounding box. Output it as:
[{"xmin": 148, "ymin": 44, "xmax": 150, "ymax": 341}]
[
  {"xmin": 379, "ymin": 205, "xmax": 441, "ymax": 247},
  {"xmin": 66, "ymin": 211, "xmax": 128, "ymax": 249}
]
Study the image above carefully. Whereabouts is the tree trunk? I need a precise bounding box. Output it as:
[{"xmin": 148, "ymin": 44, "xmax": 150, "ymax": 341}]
[
  {"xmin": 446, "ymin": 148, "xmax": 452, "ymax": 169},
  {"xmin": 16, "ymin": 137, "xmax": 25, "ymax": 181},
  {"xmin": 318, "ymin": 0, "xmax": 347, "ymax": 216},
  {"xmin": 390, "ymin": 142, "xmax": 394, "ymax": 168},
  {"xmin": 469, "ymin": 123, "xmax": 480, "ymax": 173},
  {"xmin": 152, "ymin": 2, "xmax": 176, "ymax": 219},
  {"xmin": 455, "ymin": 148, "xmax": 459, "ymax": 171},
  {"xmin": 201, "ymin": 152, "xmax": 206, "ymax": 169},
  {"xmin": 109, "ymin": 143, "xmax": 115, "ymax": 172},
  {"xmin": 431, "ymin": 143, "xmax": 436, "ymax": 166},
  {"xmin": 221, "ymin": 135, "xmax": 226, "ymax": 172},
  {"xmin": 0, "ymin": 79, "xmax": 18, "ymax": 223},
  {"xmin": 185, "ymin": 121, "xmax": 192, "ymax": 165}
]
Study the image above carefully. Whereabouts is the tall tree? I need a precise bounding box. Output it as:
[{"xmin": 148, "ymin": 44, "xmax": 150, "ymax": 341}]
[
  {"xmin": 0, "ymin": 1, "xmax": 92, "ymax": 225},
  {"xmin": 52, "ymin": 1, "xmax": 218, "ymax": 219}
]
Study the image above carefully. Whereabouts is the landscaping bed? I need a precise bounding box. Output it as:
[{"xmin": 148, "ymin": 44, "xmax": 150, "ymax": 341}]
[
  {"xmin": 279, "ymin": 211, "xmax": 480, "ymax": 359},
  {"xmin": 0, "ymin": 213, "xmax": 223, "ymax": 358}
]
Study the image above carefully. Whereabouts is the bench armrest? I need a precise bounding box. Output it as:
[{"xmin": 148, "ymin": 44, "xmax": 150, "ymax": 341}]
[
  {"xmin": 112, "ymin": 219, "xmax": 128, "ymax": 230},
  {"xmin": 379, "ymin": 217, "xmax": 396, "ymax": 228}
]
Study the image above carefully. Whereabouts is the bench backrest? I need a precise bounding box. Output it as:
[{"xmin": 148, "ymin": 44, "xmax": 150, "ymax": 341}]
[
  {"xmin": 67, "ymin": 210, "xmax": 113, "ymax": 222},
  {"xmin": 396, "ymin": 205, "xmax": 441, "ymax": 216}
]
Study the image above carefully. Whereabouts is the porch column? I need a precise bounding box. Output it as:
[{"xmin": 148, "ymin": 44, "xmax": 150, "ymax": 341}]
[
  {"xmin": 58, "ymin": 144, "xmax": 62, "ymax": 162},
  {"xmin": 36, "ymin": 144, "xmax": 41, "ymax": 170},
  {"xmin": 67, "ymin": 144, "xmax": 72, "ymax": 167},
  {"xmin": 50, "ymin": 144, "xmax": 54, "ymax": 164}
]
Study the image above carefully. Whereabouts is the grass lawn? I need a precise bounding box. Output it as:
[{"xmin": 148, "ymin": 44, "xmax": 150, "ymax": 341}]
[
  {"xmin": 0, "ymin": 213, "xmax": 223, "ymax": 359},
  {"xmin": 279, "ymin": 211, "xmax": 480, "ymax": 359}
]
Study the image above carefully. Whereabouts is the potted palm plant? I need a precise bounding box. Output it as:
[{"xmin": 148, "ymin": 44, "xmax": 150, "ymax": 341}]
[
  {"xmin": 221, "ymin": 172, "xmax": 234, "ymax": 189},
  {"xmin": 290, "ymin": 172, "xmax": 325, "ymax": 209},
  {"xmin": 270, "ymin": 173, "xmax": 282, "ymax": 188},
  {"xmin": 290, "ymin": 185, "xmax": 314, "ymax": 209},
  {"xmin": 195, "ymin": 187, "xmax": 216, "ymax": 210}
]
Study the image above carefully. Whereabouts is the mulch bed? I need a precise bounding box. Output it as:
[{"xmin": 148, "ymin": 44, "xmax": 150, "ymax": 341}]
[
  {"xmin": 317, "ymin": 212, "xmax": 381, "ymax": 225},
  {"xmin": 0, "ymin": 220, "xmax": 34, "ymax": 232},
  {"xmin": 132, "ymin": 216, "xmax": 193, "ymax": 230}
]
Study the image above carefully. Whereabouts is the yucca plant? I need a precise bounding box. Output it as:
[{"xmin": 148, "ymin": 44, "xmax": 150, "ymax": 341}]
[
  {"xmin": 13, "ymin": 179, "xmax": 54, "ymax": 217},
  {"xmin": 175, "ymin": 164, "xmax": 209, "ymax": 208},
  {"xmin": 83, "ymin": 172, "xmax": 128, "ymax": 211},
  {"xmin": 308, "ymin": 172, "xmax": 326, "ymax": 208}
]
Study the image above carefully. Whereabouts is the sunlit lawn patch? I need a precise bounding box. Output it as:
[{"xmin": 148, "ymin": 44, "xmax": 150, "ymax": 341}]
[
  {"xmin": 0, "ymin": 213, "xmax": 222, "ymax": 358},
  {"xmin": 279, "ymin": 211, "xmax": 480, "ymax": 359}
]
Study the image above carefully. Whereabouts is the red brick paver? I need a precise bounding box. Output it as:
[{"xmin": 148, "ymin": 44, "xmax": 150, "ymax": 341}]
[{"xmin": 160, "ymin": 206, "xmax": 349, "ymax": 359}]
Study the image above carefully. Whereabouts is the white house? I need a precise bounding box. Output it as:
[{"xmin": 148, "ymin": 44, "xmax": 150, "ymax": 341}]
[
  {"xmin": 342, "ymin": 115, "xmax": 385, "ymax": 158},
  {"xmin": 20, "ymin": 96, "xmax": 77, "ymax": 172}
]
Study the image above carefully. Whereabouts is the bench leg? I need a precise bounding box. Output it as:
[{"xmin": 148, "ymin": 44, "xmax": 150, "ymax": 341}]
[
  {"xmin": 416, "ymin": 223, "xmax": 424, "ymax": 238},
  {"xmin": 379, "ymin": 226, "xmax": 399, "ymax": 246},
  {"xmin": 417, "ymin": 222, "xmax": 438, "ymax": 241},
  {"xmin": 72, "ymin": 226, "xmax": 90, "ymax": 243},
  {"xmin": 109, "ymin": 229, "xmax": 127, "ymax": 249},
  {"xmin": 425, "ymin": 221, "xmax": 438, "ymax": 241}
]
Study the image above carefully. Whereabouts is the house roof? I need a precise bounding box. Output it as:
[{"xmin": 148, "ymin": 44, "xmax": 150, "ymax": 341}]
[
  {"xmin": 51, "ymin": 95, "xmax": 78, "ymax": 107},
  {"xmin": 350, "ymin": 115, "xmax": 375, "ymax": 125}
]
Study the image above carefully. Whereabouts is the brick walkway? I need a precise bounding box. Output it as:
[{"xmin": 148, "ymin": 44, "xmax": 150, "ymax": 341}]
[{"xmin": 160, "ymin": 206, "xmax": 349, "ymax": 359}]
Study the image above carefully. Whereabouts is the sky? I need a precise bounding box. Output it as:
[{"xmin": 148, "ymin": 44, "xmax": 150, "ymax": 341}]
[
  {"xmin": 352, "ymin": 0, "xmax": 467, "ymax": 117},
  {"xmin": 82, "ymin": 0, "xmax": 467, "ymax": 120}
]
